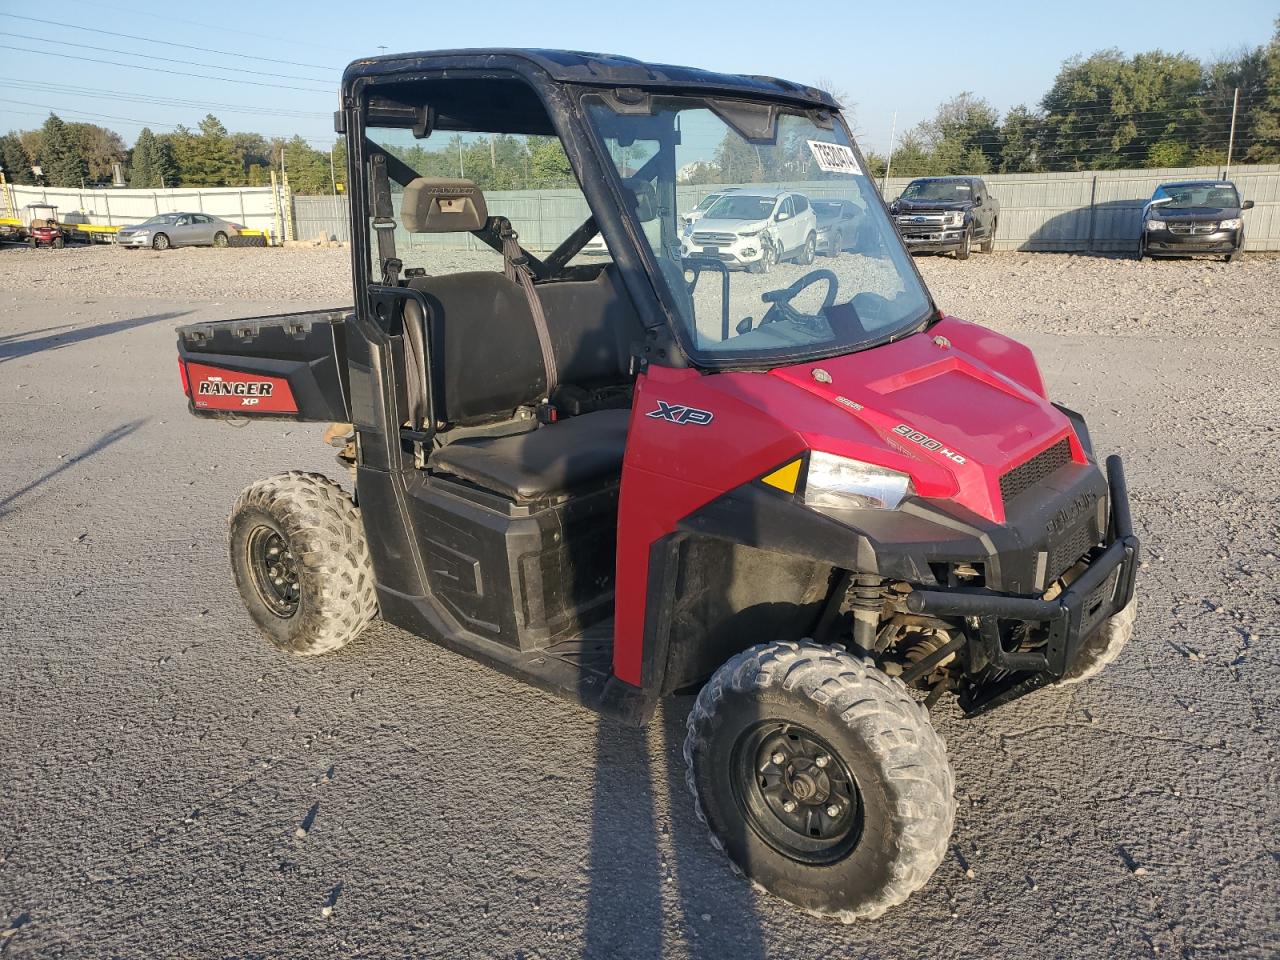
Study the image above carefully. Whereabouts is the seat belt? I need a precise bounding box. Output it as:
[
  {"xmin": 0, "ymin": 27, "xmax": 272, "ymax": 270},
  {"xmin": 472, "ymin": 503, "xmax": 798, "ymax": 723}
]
[
  {"xmin": 495, "ymin": 217, "xmax": 558, "ymax": 401},
  {"xmin": 370, "ymin": 154, "xmax": 402, "ymax": 286}
]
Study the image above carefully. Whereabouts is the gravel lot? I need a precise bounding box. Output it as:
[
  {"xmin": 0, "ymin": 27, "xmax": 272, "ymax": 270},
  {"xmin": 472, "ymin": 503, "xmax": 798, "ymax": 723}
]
[{"xmin": 1, "ymin": 243, "xmax": 1277, "ymax": 958}]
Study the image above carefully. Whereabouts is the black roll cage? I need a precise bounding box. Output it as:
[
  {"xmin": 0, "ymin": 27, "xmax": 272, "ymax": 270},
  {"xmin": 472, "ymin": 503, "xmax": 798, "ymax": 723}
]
[{"xmin": 338, "ymin": 50, "xmax": 936, "ymax": 374}]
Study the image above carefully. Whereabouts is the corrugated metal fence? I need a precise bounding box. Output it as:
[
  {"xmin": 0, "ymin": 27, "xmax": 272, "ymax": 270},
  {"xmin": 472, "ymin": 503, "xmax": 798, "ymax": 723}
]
[
  {"xmin": 5, "ymin": 184, "xmax": 281, "ymax": 236},
  {"xmin": 293, "ymin": 162, "xmax": 1280, "ymax": 253}
]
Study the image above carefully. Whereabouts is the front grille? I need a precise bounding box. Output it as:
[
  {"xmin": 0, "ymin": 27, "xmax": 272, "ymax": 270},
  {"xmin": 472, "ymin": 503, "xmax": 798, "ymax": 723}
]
[
  {"xmin": 1048, "ymin": 521, "xmax": 1097, "ymax": 582},
  {"xmin": 1000, "ymin": 438, "xmax": 1071, "ymax": 504},
  {"xmin": 896, "ymin": 214, "xmax": 946, "ymax": 227},
  {"xmin": 692, "ymin": 231, "xmax": 737, "ymax": 244},
  {"xmin": 1167, "ymin": 222, "xmax": 1218, "ymax": 235}
]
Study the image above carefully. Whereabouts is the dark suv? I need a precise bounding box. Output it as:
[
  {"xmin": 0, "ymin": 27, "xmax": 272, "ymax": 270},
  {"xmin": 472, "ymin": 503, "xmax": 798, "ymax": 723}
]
[{"xmin": 1139, "ymin": 180, "xmax": 1252, "ymax": 262}]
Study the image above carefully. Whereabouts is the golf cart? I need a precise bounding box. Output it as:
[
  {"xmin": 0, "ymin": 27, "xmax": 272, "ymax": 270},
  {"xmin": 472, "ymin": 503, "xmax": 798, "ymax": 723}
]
[
  {"xmin": 22, "ymin": 203, "xmax": 66, "ymax": 248},
  {"xmin": 175, "ymin": 49, "xmax": 1139, "ymax": 921}
]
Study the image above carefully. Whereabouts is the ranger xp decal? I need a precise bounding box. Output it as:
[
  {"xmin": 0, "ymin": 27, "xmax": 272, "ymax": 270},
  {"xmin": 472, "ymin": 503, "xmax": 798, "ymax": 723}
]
[
  {"xmin": 647, "ymin": 400, "xmax": 714, "ymax": 426},
  {"xmin": 185, "ymin": 362, "xmax": 298, "ymax": 414},
  {"xmin": 892, "ymin": 424, "xmax": 967, "ymax": 464}
]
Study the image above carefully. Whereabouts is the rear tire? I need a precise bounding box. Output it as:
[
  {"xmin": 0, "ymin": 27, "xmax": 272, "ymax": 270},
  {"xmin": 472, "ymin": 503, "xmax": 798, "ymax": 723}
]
[
  {"xmin": 684, "ymin": 640, "xmax": 955, "ymax": 922},
  {"xmin": 229, "ymin": 472, "xmax": 378, "ymax": 656},
  {"xmin": 954, "ymin": 226, "xmax": 971, "ymax": 260},
  {"xmin": 53, "ymin": 237, "xmax": 65, "ymax": 249},
  {"xmin": 213, "ymin": 231, "xmax": 228, "ymax": 248},
  {"xmin": 1060, "ymin": 595, "xmax": 1137, "ymax": 684},
  {"xmin": 798, "ymin": 232, "xmax": 816, "ymax": 266},
  {"xmin": 980, "ymin": 220, "xmax": 996, "ymax": 253},
  {"xmin": 152, "ymin": 232, "xmax": 170, "ymax": 251},
  {"xmin": 28, "ymin": 237, "xmax": 36, "ymax": 249}
]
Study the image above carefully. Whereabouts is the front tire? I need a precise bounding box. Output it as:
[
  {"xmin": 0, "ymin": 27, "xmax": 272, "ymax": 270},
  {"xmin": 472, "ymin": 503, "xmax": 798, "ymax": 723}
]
[
  {"xmin": 684, "ymin": 640, "xmax": 955, "ymax": 922},
  {"xmin": 954, "ymin": 226, "xmax": 972, "ymax": 260},
  {"xmin": 748, "ymin": 240, "xmax": 776, "ymax": 275},
  {"xmin": 1136, "ymin": 236, "xmax": 1147, "ymax": 262},
  {"xmin": 1060, "ymin": 595, "xmax": 1137, "ymax": 684},
  {"xmin": 152, "ymin": 232, "xmax": 170, "ymax": 251},
  {"xmin": 229, "ymin": 472, "xmax": 378, "ymax": 656}
]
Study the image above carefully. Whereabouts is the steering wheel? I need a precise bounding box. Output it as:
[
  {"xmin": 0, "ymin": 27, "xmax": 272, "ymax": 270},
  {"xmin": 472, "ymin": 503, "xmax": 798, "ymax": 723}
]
[{"xmin": 759, "ymin": 269, "xmax": 839, "ymax": 329}]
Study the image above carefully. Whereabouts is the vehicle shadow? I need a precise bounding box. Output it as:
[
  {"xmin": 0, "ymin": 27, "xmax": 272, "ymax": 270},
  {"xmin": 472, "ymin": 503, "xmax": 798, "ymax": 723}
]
[
  {"xmin": 0, "ymin": 311, "xmax": 192, "ymax": 364},
  {"xmin": 1025, "ymin": 198, "xmax": 1144, "ymax": 258},
  {"xmin": 0, "ymin": 419, "xmax": 148, "ymax": 518},
  {"xmin": 583, "ymin": 699, "xmax": 770, "ymax": 960}
]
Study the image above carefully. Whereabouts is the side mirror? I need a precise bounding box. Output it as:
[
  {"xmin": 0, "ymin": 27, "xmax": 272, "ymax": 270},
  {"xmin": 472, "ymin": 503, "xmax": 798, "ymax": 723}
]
[
  {"xmin": 973, "ymin": 196, "xmax": 983, "ymax": 207},
  {"xmin": 1242, "ymin": 199, "xmax": 1254, "ymax": 210},
  {"xmin": 736, "ymin": 316, "xmax": 754, "ymax": 335},
  {"xmin": 776, "ymin": 211, "xmax": 791, "ymax": 222}
]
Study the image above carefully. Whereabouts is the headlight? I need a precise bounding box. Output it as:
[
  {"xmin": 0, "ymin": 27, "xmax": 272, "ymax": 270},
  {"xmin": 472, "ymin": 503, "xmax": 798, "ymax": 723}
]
[
  {"xmin": 1145, "ymin": 219, "xmax": 1166, "ymax": 231},
  {"xmin": 1218, "ymin": 218, "xmax": 1242, "ymax": 230},
  {"xmin": 682, "ymin": 224, "xmax": 693, "ymax": 237},
  {"xmin": 739, "ymin": 227, "xmax": 764, "ymax": 237},
  {"xmin": 802, "ymin": 451, "xmax": 915, "ymax": 511},
  {"xmin": 945, "ymin": 212, "xmax": 965, "ymax": 227}
]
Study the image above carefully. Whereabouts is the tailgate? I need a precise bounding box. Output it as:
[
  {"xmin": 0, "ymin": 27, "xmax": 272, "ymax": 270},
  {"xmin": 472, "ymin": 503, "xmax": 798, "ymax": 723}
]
[{"xmin": 176, "ymin": 308, "xmax": 351, "ymax": 422}]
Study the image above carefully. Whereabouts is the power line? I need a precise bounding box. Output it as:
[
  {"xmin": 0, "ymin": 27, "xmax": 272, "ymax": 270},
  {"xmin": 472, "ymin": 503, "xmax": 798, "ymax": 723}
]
[
  {"xmin": 61, "ymin": 0, "xmax": 356, "ymax": 57},
  {"xmin": 0, "ymin": 78, "xmax": 330, "ymax": 120},
  {"xmin": 0, "ymin": 12, "xmax": 340, "ymax": 72},
  {"xmin": 0, "ymin": 30, "xmax": 335, "ymax": 84},
  {"xmin": 0, "ymin": 45, "xmax": 332, "ymax": 93}
]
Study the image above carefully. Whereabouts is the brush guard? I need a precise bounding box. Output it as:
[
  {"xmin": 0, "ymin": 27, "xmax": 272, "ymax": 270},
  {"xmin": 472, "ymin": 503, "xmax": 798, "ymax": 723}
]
[{"xmin": 905, "ymin": 456, "xmax": 1139, "ymax": 716}]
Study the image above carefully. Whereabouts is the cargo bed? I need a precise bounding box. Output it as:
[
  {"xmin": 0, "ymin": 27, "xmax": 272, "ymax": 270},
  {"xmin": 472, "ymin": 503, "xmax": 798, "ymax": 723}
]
[{"xmin": 176, "ymin": 308, "xmax": 352, "ymax": 422}]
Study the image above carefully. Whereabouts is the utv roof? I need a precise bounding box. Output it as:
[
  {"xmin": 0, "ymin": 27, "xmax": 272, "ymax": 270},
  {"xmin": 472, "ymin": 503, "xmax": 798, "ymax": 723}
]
[{"xmin": 342, "ymin": 48, "xmax": 838, "ymax": 109}]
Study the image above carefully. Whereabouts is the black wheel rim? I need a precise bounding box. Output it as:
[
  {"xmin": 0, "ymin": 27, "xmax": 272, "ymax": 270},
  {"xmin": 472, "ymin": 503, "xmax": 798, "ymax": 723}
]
[
  {"xmin": 246, "ymin": 524, "xmax": 300, "ymax": 618},
  {"xmin": 730, "ymin": 721, "xmax": 864, "ymax": 864}
]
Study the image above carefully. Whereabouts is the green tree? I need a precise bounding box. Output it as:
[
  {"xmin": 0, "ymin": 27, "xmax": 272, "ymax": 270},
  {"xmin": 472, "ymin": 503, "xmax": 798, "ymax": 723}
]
[
  {"xmin": 1242, "ymin": 18, "xmax": 1280, "ymax": 162},
  {"xmin": 1038, "ymin": 49, "xmax": 1204, "ymax": 170},
  {"xmin": 129, "ymin": 127, "xmax": 157, "ymax": 187},
  {"xmin": 67, "ymin": 122, "xmax": 126, "ymax": 184},
  {"xmin": 282, "ymin": 136, "xmax": 330, "ymax": 194},
  {"xmin": 527, "ymin": 136, "xmax": 574, "ymax": 186},
  {"xmin": 38, "ymin": 114, "xmax": 88, "ymax": 187},
  {"xmin": 914, "ymin": 92, "xmax": 1001, "ymax": 174},
  {"xmin": 170, "ymin": 115, "xmax": 243, "ymax": 186},
  {"xmin": 0, "ymin": 132, "xmax": 34, "ymax": 184},
  {"xmin": 997, "ymin": 105, "xmax": 1043, "ymax": 172}
]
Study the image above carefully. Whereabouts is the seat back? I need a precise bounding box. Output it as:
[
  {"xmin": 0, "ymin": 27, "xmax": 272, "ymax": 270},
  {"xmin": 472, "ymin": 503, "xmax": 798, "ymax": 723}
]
[{"xmin": 409, "ymin": 265, "xmax": 643, "ymax": 427}]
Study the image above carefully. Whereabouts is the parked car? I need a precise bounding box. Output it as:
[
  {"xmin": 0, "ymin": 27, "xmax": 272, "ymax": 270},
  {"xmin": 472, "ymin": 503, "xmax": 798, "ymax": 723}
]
[
  {"xmin": 681, "ymin": 187, "xmax": 739, "ymax": 227},
  {"xmin": 117, "ymin": 213, "xmax": 245, "ymax": 250},
  {"xmin": 681, "ymin": 189, "xmax": 818, "ymax": 272},
  {"xmin": 811, "ymin": 198, "xmax": 863, "ymax": 256},
  {"xmin": 888, "ymin": 177, "xmax": 998, "ymax": 259},
  {"xmin": 1138, "ymin": 180, "xmax": 1252, "ymax": 263}
]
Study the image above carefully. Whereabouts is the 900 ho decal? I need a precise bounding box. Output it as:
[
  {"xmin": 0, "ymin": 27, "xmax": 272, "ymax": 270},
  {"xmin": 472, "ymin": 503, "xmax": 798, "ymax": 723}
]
[
  {"xmin": 185, "ymin": 361, "xmax": 298, "ymax": 414},
  {"xmin": 647, "ymin": 400, "xmax": 714, "ymax": 426},
  {"xmin": 892, "ymin": 424, "xmax": 967, "ymax": 464}
]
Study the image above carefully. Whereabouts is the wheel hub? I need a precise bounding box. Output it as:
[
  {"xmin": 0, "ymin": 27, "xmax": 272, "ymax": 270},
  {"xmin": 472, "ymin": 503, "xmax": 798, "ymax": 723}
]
[
  {"xmin": 732, "ymin": 722, "xmax": 863, "ymax": 864},
  {"xmin": 246, "ymin": 525, "xmax": 300, "ymax": 617}
]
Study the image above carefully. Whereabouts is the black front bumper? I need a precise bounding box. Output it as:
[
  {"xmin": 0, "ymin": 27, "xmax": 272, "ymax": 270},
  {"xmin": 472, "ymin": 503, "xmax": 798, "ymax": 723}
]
[
  {"xmin": 1144, "ymin": 227, "xmax": 1240, "ymax": 255},
  {"xmin": 906, "ymin": 455, "xmax": 1139, "ymax": 714}
]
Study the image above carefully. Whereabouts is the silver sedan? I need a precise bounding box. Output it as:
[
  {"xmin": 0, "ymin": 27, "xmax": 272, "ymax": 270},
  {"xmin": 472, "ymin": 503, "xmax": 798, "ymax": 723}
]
[{"xmin": 117, "ymin": 213, "xmax": 245, "ymax": 250}]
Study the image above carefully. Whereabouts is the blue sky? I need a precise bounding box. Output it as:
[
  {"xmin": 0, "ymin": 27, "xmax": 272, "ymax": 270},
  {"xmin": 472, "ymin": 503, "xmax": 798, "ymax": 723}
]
[{"xmin": 0, "ymin": 0, "xmax": 1275, "ymax": 154}]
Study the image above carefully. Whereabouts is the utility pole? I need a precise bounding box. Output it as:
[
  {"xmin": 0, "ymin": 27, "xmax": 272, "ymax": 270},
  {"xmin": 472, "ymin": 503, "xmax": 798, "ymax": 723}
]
[
  {"xmin": 457, "ymin": 139, "xmax": 464, "ymax": 178},
  {"xmin": 881, "ymin": 110, "xmax": 897, "ymax": 195},
  {"xmin": 1224, "ymin": 87, "xmax": 1240, "ymax": 181}
]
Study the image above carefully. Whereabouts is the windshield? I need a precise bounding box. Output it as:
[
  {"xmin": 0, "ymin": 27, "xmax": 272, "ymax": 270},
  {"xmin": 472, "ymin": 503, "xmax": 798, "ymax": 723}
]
[
  {"xmin": 705, "ymin": 195, "xmax": 776, "ymax": 220},
  {"xmin": 585, "ymin": 95, "xmax": 933, "ymax": 366},
  {"xmin": 1152, "ymin": 183, "xmax": 1239, "ymax": 209},
  {"xmin": 812, "ymin": 200, "xmax": 844, "ymax": 219},
  {"xmin": 693, "ymin": 193, "xmax": 723, "ymax": 212},
  {"xmin": 900, "ymin": 179, "xmax": 972, "ymax": 202}
]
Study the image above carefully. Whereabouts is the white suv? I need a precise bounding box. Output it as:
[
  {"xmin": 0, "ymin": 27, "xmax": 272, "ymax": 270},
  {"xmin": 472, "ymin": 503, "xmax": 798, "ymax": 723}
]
[{"xmin": 680, "ymin": 190, "xmax": 818, "ymax": 273}]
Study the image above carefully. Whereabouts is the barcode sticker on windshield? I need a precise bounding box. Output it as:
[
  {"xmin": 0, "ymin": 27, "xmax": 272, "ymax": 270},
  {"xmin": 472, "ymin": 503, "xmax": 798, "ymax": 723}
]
[{"xmin": 808, "ymin": 140, "xmax": 862, "ymax": 175}]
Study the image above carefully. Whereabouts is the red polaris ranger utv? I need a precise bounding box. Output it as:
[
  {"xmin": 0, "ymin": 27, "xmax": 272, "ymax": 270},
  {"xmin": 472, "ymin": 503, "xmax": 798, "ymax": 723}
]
[{"xmin": 176, "ymin": 50, "xmax": 1139, "ymax": 921}]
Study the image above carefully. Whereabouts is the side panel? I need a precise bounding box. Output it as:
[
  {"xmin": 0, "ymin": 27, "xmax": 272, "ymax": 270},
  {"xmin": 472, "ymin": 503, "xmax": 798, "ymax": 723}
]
[{"xmin": 612, "ymin": 365, "xmax": 807, "ymax": 685}]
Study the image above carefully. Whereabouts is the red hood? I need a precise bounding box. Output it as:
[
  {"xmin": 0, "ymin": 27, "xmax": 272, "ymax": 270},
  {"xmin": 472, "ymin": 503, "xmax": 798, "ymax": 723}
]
[{"xmin": 764, "ymin": 316, "xmax": 1083, "ymax": 523}]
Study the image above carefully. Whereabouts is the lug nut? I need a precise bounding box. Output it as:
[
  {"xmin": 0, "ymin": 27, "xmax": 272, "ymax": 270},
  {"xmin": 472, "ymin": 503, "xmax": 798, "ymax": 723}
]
[
  {"xmin": 273, "ymin": 577, "xmax": 284, "ymax": 586},
  {"xmin": 771, "ymin": 751, "xmax": 786, "ymax": 766},
  {"xmin": 826, "ymin": 804, "xmax": 841, "ymax": 817},
  {"xmin": 782, "ymin": 799, "xmax": 797, "ymax": 813},
  {"xmin": 268, "ymin": 546, "xmax": 280, "ymax": 556},
  {"xmin": 815, "ymin": 755, "xmax": 829, "ymax": 768}
]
